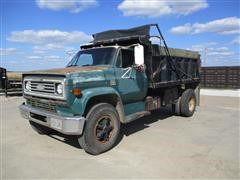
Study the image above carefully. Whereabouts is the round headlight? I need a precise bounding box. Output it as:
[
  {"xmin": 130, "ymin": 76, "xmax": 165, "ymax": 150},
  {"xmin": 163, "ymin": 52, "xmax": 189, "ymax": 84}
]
[
  {"xmin": 25, "ymin": 81, "xmax": 31, "ymax": 90},
  {"xmin": 56, "ymin": 84, "xmax": 63, "ymax": 94}
]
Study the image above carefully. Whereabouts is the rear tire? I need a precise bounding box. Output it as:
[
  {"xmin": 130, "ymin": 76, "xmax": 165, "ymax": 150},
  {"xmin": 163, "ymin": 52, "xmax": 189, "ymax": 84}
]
[
  {"xmin": 180, "ymin": 89, "xmax": 196, "ymax": 117},
  {"xmin": 78, "ymin": 103, "xmax": 120, "ymax": 155},
  {"xmin": 172, "ymin": 97, "xmax": 181, "ymax": 116},
  {"xmin": 29, "ymin": 121, "xmax": 53, "ymax": 135}
]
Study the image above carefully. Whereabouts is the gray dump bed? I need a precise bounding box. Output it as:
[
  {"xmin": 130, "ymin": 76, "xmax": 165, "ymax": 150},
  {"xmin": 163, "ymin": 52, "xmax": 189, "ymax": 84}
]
[
  {"xmin": 152, "ymin": 45, "xmax": 199, "ymax": 60},
  {"xmin": 161, "ymin": 47, "xmax": 199, "ymax": 60},
  {"xmin": 150, "ymin": 45, "xmax": 200, "ymax": 88}
]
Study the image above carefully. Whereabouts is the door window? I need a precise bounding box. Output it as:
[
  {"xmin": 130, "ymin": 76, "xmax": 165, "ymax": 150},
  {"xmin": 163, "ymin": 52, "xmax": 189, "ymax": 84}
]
[{"xmin": 116, "ymin": 49, "xmax": 134, "ymax": 68}]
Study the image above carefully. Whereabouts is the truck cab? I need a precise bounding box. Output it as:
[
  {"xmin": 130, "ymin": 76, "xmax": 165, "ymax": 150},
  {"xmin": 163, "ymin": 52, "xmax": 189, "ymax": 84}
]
[{"xmin": 19, "ymin": 24, "xmax": 200, "ymax": 155}]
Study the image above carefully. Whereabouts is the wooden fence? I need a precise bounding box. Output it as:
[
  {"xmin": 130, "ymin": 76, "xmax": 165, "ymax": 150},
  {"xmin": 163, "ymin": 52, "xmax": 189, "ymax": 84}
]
[
  {"xmin": 200, "ymin": 66, "xmax": 240, "ymax": 89},
  {"xmin": 0, "ymin": 67, "xmax": 22, "ymax": 96}
]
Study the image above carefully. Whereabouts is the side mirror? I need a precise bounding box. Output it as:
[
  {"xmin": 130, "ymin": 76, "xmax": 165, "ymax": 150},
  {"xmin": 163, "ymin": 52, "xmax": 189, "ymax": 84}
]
[{"xmin": 134, "ymin": 44, "xmax": 144, "ymax": 65}]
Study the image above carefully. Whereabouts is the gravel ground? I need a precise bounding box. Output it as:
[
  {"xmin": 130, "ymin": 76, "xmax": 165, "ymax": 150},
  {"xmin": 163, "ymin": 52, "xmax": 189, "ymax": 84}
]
[
  {"xmin": 201, "ymin": 89, "xmax": 240, "ymax": 97},
  {"xmin": 0, "ymin": 95, "xmax": 239, "ymax": 179}
]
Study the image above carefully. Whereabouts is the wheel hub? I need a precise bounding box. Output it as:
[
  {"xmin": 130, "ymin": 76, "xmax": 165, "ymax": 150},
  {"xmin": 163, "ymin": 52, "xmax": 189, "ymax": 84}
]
[
  {"xmin": 95, "ymin": 116, "xmax": 114, "ymax": 143},
  {"xmin": 188, "ymin": 97, "xmax": 195, "ymax": 112}
]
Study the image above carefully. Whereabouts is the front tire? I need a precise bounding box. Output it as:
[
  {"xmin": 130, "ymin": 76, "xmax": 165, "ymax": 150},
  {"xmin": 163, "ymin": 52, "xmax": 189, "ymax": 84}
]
[{"xmin": 78, "ymin": 103, "xmax": 120, "ymax": 155}]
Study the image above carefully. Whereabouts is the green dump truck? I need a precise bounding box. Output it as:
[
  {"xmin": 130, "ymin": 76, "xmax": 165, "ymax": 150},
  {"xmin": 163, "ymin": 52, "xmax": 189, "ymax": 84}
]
[{"xmin": 19, "ymin": 24, "xmax": 201, "ymax": 155}]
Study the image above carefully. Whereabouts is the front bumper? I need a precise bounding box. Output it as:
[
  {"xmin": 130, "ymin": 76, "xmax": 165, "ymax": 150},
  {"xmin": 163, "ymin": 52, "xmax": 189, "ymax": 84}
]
[{"xmin": 19, "ymin": 103, "xmax": 85, "ymax": 135}]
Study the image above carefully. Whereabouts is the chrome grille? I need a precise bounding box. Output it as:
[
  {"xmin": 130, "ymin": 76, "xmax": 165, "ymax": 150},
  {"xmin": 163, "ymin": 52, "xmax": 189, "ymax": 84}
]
[
  {"xmin": 27, "ymin": 99, "xmax": 56, "ymax": 112},
  {"xmin": 29, "ymin": 81, "xmax": 55, "ymax": 94},
  {"xmin": 24, "ymin": 76, "xmax": 66, "ymax": 100}
]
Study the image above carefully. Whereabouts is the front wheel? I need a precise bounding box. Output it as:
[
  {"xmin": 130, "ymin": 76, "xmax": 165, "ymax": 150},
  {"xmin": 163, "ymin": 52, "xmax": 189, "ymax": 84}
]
[{"xmin": 78, "ymin": 103, "xmax": 120, "ymax": 155}]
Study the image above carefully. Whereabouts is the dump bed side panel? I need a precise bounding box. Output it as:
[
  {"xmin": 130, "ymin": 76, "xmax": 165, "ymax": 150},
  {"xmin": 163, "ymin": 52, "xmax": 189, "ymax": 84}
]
[{"xmin": 149, "ymin": 45, "xmax": 201, "ymax": 88}]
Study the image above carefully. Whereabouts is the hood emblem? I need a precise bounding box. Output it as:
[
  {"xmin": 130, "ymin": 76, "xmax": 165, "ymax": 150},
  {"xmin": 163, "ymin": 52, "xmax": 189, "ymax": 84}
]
[{"xmin": 36, "ymin": 84, "xmax": 45, "ymax": 91}]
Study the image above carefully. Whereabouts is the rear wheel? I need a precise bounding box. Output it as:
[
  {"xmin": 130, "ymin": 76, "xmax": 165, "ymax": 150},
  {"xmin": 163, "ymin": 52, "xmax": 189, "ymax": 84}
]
[
  {"xmin": 78, "ymin": 103, "xmax": 120, "ymax": 155},
  {"xmin": 172, "ymin": 97, "xmax": 181, "ymax": 116},
  {"xmin": 180, "ymin": 89, "xmax": 196, "ymax": 117},
  {"xmin": 29, "ymin": 121, "xmax": 53, "ymax": 135}
]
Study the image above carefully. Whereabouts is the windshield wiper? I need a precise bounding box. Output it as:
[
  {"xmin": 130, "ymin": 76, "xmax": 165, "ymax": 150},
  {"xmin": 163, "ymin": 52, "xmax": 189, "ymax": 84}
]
[
  {"xmin": 67, "ymin": 64, "xmax": 78, "ymax": 67},
  {"xmin": 82, "ymin": 64, "xmax": 91, "ymax": 66}
]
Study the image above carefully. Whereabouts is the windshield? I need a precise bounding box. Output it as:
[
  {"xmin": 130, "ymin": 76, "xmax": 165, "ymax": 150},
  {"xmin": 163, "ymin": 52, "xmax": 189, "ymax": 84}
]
[{"xmin": 67, "ymin": 47, "xmax": 116, "ymax": 67}]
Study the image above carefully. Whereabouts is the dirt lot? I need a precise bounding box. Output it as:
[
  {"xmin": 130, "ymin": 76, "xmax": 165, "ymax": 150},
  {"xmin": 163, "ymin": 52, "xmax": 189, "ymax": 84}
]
[{"xmin": 0, "ymin": 95, "xmax": 239, "ymax": 179}]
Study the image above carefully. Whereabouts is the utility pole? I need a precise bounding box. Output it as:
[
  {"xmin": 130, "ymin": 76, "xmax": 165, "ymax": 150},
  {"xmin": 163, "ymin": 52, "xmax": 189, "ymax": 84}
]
[{"xmin": 203, "ymin": 48, "xmax": 208, "ymax": 67}]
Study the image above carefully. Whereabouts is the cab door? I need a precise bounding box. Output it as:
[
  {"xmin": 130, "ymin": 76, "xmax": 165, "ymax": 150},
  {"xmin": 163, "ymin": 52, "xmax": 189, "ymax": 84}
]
[{"xmin": 114, "ymin": 48, "xmax": 147, "ymax": 104}]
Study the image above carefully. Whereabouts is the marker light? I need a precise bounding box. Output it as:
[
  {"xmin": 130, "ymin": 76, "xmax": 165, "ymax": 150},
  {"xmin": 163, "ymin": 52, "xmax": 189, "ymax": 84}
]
[{"xmin": 72, "ymin": 88, "xmax": 81, "ymax": 97}]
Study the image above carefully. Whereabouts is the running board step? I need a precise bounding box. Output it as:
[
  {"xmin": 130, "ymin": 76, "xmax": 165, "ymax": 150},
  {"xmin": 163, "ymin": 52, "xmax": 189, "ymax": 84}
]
[{"xmin": 124, "ymin": 111, "xmax": 151, "ymax": 124}]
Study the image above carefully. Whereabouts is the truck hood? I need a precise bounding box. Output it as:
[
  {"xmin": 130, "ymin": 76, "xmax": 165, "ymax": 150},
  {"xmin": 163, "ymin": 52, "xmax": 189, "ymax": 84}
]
[{"xmin": 24, "ymin": 66, "xmax": 108, "ymax": 76}]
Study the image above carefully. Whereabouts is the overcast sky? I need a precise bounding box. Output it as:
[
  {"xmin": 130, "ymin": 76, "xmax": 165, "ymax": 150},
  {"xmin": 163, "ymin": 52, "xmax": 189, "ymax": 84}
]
[{"xmin": 1, "ymin": 0, "xmax": 239, "ymax": 71}]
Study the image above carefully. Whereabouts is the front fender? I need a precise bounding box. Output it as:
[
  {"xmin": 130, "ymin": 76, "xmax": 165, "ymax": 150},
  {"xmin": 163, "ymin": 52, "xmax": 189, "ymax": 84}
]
[{"xmin": 71, "ymin": 87, "xmax": 122, "ymax": 116}]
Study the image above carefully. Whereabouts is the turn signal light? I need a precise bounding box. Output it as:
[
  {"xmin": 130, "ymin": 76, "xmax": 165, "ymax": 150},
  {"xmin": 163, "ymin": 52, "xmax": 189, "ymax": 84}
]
[{"xmin": 72, "ymin": 88, "xmax": 81, "ymax": 96}]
